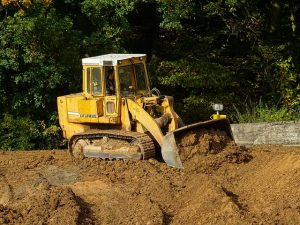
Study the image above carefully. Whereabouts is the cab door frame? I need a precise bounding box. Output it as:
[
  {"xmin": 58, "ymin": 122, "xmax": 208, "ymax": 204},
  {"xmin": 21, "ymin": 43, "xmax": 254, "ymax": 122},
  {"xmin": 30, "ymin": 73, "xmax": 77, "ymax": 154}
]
[
  {"xmin": 76, "ymin": 66, "xmax": 104, "ymax": 123},
  {"xmin": 102, "ymin": 65, "xmax": 121, "ymax": 124}
]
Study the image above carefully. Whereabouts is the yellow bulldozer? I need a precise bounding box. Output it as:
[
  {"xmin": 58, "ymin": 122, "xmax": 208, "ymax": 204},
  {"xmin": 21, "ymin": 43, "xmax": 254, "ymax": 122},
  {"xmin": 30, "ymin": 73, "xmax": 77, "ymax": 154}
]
[{"xmin": 57, "ymin": 54, "xmax": 232, "ymax": 168}]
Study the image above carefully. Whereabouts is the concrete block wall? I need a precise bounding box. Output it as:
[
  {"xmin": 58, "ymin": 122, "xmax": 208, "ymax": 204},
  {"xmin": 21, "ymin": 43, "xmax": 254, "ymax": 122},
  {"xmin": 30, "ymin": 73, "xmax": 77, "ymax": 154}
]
[{"xmin": 230, "ymin": 121, "xmax": 300, "ymax": 146}]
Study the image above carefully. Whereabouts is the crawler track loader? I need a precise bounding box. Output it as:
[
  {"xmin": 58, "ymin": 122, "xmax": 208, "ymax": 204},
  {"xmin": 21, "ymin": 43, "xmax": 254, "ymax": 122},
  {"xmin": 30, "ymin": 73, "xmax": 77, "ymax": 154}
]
[{"xmin": 57, "ymin": 54, "xmax": 232, "ymax": 168}]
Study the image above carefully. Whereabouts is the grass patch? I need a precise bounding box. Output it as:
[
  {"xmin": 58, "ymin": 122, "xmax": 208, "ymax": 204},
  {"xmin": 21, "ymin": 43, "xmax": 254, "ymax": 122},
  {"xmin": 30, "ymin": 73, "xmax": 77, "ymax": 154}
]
[{"xmin": 232, "ymin": 104, "xmax": 300, "ymax": 123}]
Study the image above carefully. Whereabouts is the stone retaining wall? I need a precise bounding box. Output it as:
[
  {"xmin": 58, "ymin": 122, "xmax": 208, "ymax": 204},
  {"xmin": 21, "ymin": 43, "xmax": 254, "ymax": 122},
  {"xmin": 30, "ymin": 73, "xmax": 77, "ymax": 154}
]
[{"xmin": 230, "ymin": 121, "xmax": 300, "ymax": 146}]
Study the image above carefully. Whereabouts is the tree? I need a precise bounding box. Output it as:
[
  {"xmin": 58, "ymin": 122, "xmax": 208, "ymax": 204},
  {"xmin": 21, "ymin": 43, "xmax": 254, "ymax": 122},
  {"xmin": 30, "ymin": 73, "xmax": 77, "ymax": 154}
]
[{"xmin": 152, "ymin": 0, "xmax": 300, "ymax": 121}]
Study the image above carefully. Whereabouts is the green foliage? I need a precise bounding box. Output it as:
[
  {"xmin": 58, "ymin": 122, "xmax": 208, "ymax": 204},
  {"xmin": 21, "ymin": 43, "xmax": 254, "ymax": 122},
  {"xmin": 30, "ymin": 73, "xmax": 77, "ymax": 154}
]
[
  {"xmin": 81, "ymin": 0, "xmax": 137, "ymax": 53},
  {"xmin": 153, "ymin": 0, "xmax": 300, "ymax": 123},
  {"xmin": 0, "ymin": 5, "xmax": 83, "ymax": 118},
  {"xmin": 0, "ymin": 114, "xmax": 65, "ymax": 150},
  {"xmin": 158, "ymin": 59, "xmax": 232, "ymax": 89},
  {"xmin": 157, "ymin": 0, "xmax": 194, "ymax": 30},
  {"xmin": 0, "ymin": 114, "xmax": 40, "ymax": 150},
  {"xmin": 275, "ymin": 57, "xmax": 300, "ymax": 108},
  {"xmin": 0, "ymin": 0, "xmax": 300, "ymax": 150},
  {"xmin": 81, "ymin": 0, "xmax": 136, "ymax": 20},
  {"xmin": 233, "ymin": 103, "xmax": 300, "ymax": 123},
  {"xmin": 41, "ymin": 124, "xmax": 67, "ymax": 149},
  {"xmin": 157, "ymin": 54, "xmax": 237, "ymax": 122}
]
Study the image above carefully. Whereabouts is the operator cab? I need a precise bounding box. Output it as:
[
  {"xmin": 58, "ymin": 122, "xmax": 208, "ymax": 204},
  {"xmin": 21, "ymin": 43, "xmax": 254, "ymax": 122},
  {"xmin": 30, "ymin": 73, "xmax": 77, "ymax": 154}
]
[
  {"xmin": 78, "ymin": 54, "xmax": 151, "ymax": 122},
  {"xmin": 82, "ymin": 54, "xmax": 151, "ymax": 98}
]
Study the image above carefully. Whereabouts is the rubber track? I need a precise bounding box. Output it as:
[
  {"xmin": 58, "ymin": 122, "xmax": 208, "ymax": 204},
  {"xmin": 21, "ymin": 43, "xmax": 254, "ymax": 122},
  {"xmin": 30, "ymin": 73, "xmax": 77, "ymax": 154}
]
[{"xmin": 69, "ymin": 130, "xmax": 156, "ymax": 159}]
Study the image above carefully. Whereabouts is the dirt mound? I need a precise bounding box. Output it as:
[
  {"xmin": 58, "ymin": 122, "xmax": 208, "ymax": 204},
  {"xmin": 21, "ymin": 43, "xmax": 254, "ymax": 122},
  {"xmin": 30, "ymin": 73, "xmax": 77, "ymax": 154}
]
[
  {"xmin": 229, "ymin": 148, "xmax": 300, "ymax": 224},
  {"xmin": 172, "ymin": 175, "xmax": 247, "ymax": 225},
  {"xmin": 19, "ymin": 184, "xmax": 80, "ymax": 225},
  {"xmin": 70, "ymin": 179, "xmax": 163, "ymax": 224},
  {"xmin": 178, "ymin": 129, "xmax": 231, "ymax": 158},
  {"xmin": 178, "ymin": 129, "xmax": 252, "ymax": 173},
  {"xmin": 1, "ymin": 180, "xmax": 87, "ymax": 225},
  {"xmin": 0, "ymin": 143, "xmax": 299, "ymax": 224}
]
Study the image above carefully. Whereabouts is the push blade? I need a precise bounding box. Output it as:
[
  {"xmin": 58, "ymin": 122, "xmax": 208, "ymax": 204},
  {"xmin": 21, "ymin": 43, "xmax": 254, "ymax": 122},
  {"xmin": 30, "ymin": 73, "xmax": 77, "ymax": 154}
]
[{"xmin": 161, "ymin": 132, "xmax": 183, "ymax": 169}]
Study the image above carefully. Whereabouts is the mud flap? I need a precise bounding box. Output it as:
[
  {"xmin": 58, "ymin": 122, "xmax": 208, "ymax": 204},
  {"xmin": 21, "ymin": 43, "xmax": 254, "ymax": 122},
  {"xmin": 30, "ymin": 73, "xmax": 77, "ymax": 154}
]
[{"xmin": 161, "ymin": 119, "xmax": 233, "ymax": 169}]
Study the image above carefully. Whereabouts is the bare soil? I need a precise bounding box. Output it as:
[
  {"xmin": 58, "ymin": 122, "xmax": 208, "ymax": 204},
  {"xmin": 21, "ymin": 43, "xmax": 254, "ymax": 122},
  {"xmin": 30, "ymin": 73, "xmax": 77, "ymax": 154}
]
[{"xmin": 0, "ymin": 131, "xmax": 299, "ymax": 224}]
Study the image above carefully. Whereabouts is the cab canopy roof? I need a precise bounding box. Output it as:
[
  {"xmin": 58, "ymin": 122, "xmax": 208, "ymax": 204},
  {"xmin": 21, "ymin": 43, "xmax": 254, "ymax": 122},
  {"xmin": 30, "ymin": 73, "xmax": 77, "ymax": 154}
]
[{"xmin": 82, "ymin": 54, "xmax": 146, "ymax": 66}]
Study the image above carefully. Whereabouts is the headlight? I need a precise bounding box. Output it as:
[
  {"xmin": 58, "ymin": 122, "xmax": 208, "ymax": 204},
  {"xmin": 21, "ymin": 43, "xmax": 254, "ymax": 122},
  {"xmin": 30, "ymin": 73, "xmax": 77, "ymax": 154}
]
[{"xmin": 213, "ymin": 103, "xmax": 223, "ymax": 111}]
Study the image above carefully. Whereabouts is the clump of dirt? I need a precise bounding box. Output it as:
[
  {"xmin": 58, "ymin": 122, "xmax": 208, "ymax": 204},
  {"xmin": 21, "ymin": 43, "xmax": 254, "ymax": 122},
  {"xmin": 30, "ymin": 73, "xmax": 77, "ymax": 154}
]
[
  {"xmin": 178, "ymin": 129, "xmax": 231, "ymax": 158},
  {"xmin": 5, "ymin": 180, "xmax": 92, "ymax": 225},
  {"xmin": 0, "ymin": 205, "xmax": 23, "ymax": 224},
  {"xmin": 24, "ymin": 155, "xmax": 55, "ymax": 169},
  {"xmin": 178, "ymin": 129, "xmax": 252, "ymax": 173}
]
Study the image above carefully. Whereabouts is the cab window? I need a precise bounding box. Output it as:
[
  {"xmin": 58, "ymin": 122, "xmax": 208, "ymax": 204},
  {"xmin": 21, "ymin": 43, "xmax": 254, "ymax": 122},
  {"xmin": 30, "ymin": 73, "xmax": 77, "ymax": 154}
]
[
  {"xmin": 134, "ymin": 63, "xmax": 147, "ymax": 93},
  {"xmin": 118, "ymin": 65, "xmax": 134, "ymax": 96},
  {"xmin": 86, "ymin": 67, "xmax": 102, "ymax": 96}
]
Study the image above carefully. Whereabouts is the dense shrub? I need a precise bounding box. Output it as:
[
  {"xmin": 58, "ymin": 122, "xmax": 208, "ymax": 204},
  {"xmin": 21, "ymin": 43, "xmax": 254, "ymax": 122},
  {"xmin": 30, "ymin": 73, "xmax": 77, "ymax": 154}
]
[{"xmin": 0, "ymin": 114, "xmax": 65, "ymax": 150}]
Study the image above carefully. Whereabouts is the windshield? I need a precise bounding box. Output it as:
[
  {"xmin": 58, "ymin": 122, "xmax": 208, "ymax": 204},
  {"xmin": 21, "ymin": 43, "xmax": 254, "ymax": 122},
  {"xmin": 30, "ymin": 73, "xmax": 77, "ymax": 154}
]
[
  {"xmin": 118, "ymin": 65, "xmax": 134, "ymax": 96},
  {"xmin": 134, "ymin": 63, "xmax": 147, "ymax": 94},
  {"xmin": 118, "ymin": 63, "xmax": 148, "ymax": 96}
]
